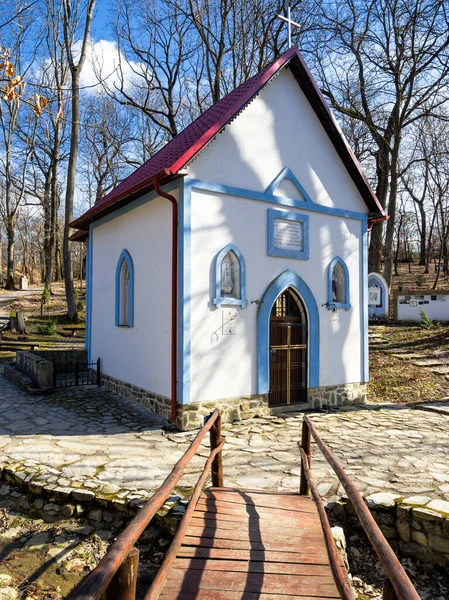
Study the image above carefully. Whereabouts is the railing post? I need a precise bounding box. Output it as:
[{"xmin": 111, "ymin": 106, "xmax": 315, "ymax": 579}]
[
  {"xmin": 104, "ymin": 546, "xmax": 140, "ymax": 600},
  {"xmin": 383, "ymin": 580, "xmax": 398, "ymax": 600},
  {"xmin": 97, "ymin": 357, "xmax": 101, "ymax": 386},
  {"xmin": 210, "ymin": 411, "xmax": 224, "ymax": 487},
  {"xmin": 299, "ymin": 418, "xmax": 311, "ymax": 495}
]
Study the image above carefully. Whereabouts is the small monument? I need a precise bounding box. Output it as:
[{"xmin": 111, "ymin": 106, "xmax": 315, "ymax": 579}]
[
  {"xmin": 368, "ymin": 272, "xmax": 389, "ymax": 321},
  {"xmin": 19, "ymin": 275, "xmax": 28, "ymax": 290}
]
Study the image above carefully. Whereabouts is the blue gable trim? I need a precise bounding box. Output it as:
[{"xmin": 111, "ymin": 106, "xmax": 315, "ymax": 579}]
[
  {"xmin": 115, "ymin": 249, "xmax": 135, "ymax": 327},
  {"xmin": 267, "ymin": 208, "xmax": 309, "ymax": 260},
  {"xmin": 257, "ymin": 270, "xmax": 320, "ymax": 394},
  {"xmin": 265, "ymin": 167, "xmax": 313, "ymax": 204},
  {"xmin": 86, "ymin": 233, "xmax": 93, "ymax": 362},
  {"xmin": 186, "ymin": 178, "xmax": 367, "ymax": 221},
  {"xmin": 213, "ymin": 243, "xmax": 248, "ymax": 308},
  {"xmin": 362, "ymin": 218, "xmax": 369, "ymax": 382},
  {"xmin": 327, "ymin": 256, "xmax": 351, "ymax": 311}
]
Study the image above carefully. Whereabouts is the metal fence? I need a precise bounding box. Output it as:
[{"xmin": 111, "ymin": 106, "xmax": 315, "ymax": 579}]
[{"xmin": 53, "ymin": 358, "xmax": 101, "ymax": 388}]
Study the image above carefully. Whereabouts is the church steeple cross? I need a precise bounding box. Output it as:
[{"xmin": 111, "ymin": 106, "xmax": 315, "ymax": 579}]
[{"xmin": 277, "ymin": 5, "xmax": 301, "ymax": 48}]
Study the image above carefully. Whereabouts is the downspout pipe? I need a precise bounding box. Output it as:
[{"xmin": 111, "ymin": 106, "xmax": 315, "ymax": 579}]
[{"xmin": 153, "ymin": 176, "xmax": 178, "ymax": 424}]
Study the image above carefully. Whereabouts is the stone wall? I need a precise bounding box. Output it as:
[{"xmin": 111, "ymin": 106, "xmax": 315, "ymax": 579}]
[
  {"xmin": 100, "ymin": 374, "xmax": 366, "ymax": 430},
  {"xmin": 176, "ymin": 395, "xmax": 270, "ymax": 431},
  {"xmin": 33, "ymin": 349, "xmax": 87, "ymax": 366},
  {"xmin": 328, "ymin": 492, "xmax": 449, "ymax": 566},
  {"xmin": 101, "ymin": 373, "xmax": 172, "ymax": 422},
  {"xmin": 16, "ymin": 351, "xmax": 53, "ymax": 389},
  {"xmin": 177, "ymin": 383, "xmax": 366, "ymax": 431}
]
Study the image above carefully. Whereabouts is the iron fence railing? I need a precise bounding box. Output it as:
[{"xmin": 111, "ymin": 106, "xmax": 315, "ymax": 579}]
[{"xmin": 53, "ymin": 358, "xmax": 101, "ymax": 388}]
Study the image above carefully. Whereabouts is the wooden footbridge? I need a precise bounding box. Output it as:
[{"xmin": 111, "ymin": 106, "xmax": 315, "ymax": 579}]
[{"xmin": 71, "ymin": 411, "xmax": 421, "ymax": 600}]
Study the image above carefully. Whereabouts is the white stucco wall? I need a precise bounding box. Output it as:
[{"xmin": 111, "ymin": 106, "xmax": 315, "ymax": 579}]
[
  {"xmin": 189, "ymin": 188, "xmax": 363, "ymax": 403},
  {"xmin": 90, "ymin": 193, "xmax": 173, "ymax": 397},
  {"xmin": 188, "ymin": 67, "xmax": 367, "ymax": 215},
  {"xmin": 396, "ymin": 294, "xmax": 449, "ymax": 322}
]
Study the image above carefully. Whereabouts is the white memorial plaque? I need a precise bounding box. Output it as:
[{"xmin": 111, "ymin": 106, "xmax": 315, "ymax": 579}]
[{"xmin": 273, "ymin": 218, "xmax": 304, "ymax": 252}]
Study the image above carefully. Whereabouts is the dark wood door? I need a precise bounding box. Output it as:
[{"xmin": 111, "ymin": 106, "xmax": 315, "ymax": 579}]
[{"xmin": 269, "ymin": 288, "xmax": 308, "ymax": 407}]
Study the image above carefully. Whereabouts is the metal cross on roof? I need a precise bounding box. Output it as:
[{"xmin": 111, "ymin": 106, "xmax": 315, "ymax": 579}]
[{"xmin": 277, "ymin": 6, "xmax": 301, "ymax": 48}]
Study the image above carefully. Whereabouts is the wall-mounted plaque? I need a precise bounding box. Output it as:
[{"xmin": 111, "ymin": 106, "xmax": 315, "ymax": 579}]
[{"xmin": 268, "ymin": 209, "xmax": 309, "ymax": 259}]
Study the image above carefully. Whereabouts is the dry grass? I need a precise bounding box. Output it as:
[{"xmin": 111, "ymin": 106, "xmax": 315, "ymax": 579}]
[
  {"xmin": 368, "ymin": 325, "xmax": 449, "ymax": 405},
  {"xmin": 0, "ymin": 282, "xmax": 86, "ymax": 359}
]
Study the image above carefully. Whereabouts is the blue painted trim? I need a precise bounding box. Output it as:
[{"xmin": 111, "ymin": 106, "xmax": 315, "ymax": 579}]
[
  {"xmin": 257, "ymin": 270, "xmax": 320, "ymax": 394},
  {"xmin": 86, "ymin": 232, "xmax": 93, "ymax": 363},
  {"xmin": 265, "ymin": 167, "xmax": 313, "ymax": 204},
  {"xmin": 267, "ymin": 208, "xmax": 309, "ymax": 260},
  {"xmin": 185, "ymin": 178, "xmax": 367, "ymax": 221},
  {"xmin": 91, "ymin": 180, "xmax": 179, "ymax": 231},
  {"xmin": 327, "ymin": 256, "xmax": 351, "ymax": 311},
  {"xmin": 213, "ymin": 243, "xmax": 248, "ymax": 308},
  {"xmin": 362, "ymin": 218, "xmax": 369, "ymax": 382},
  {"xmin": 115, "ymin": 249, "xmax": 135, "ymax": 327},
  {"xmin": 179, "ymin": 179, "xmax": 192, "ymax": 405}
]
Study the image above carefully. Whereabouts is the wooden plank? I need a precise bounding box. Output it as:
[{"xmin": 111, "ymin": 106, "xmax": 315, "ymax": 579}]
[
  {"xmin": 195, "ymin": 499, "xmax": 316, "ymax": 520},
  {"xmin": 202, "ymin": 490, "xmax": 316, "ymax": 513},
  {"xmin": 164, "ymin": 570, "xmax": 340, "ymax": 597},
  {"xmin": 172, "ymin": 558, "xmax": 333, "ymax": 577},
  {"xmin": 189, "ymin": 516, "xmax": 323, "ymax": 533},
  {"xmin": 182, "ymin": 535, "xmax": 329, "ymax": 555},
  {"xmin": 177, "ymin": 546, "xmax": 332, "ymax": 565},
  {"xmin": 185, "ymin": 525, "xmax": 325, "ymax": 544},
  {"xmin": 160, "ymin": 591, "xmax": 339, "ymax": 600}
]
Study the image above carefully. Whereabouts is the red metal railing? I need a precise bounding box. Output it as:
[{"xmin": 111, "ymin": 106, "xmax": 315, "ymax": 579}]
[
  {"xmin": 299, "ymin": 415, "xmax": 421, "ymax": 600},
  {"xmin": 69, "ymin": 408, "xmax": 224, "ymax": 600}
]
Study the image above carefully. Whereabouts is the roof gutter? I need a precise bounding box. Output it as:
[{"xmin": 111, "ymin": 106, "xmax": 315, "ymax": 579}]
[
  {"xmin": 153, "ymin": 176, "xmax": 178, "ymax": 425},
  {"xmin": 368, "ymin": 214, "xmax": 389, "ymax": 231}
]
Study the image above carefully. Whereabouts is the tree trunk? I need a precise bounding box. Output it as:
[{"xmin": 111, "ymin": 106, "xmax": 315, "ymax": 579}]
[
  {"xmin": 383, "ymin": 139, "xmax": 400, "ymax": 287},
  {"xmin": 63, "ymin": 73, "xmax": 81, "ymax": 322},
  {"xmin": 0, "ymin": 232, "xmax": 3, "ymax": 287},
  {"xmin": 368, "ymin": 147, "xmax": 390, "ymax": 272},
  {"xmin": 5, "ymin": 220, "xmax": 15, "ymax": 290},
  {"xmin": 418, "ymin": 203, "xmax": 427, "ymax": 266}
]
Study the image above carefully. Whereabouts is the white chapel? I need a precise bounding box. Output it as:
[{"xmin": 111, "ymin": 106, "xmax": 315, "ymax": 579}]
[{"xmin": 71, "ymin": 47, "xmax": 386, "ymax": 430}]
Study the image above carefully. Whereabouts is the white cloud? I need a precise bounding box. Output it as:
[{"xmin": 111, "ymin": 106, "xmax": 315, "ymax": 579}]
[{"xmin": 77, "ymin": 38, "xmax": 145, "ymax": 94}]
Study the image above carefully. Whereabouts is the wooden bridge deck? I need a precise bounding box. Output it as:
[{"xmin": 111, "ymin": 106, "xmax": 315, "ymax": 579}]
[{"xmin": 159, "ymin": 487, "xmax": 344, "ymax": 600}]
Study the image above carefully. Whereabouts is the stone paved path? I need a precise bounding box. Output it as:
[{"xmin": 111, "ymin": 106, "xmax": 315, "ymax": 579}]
[{"xmin": 1, "ymin": 367, "xmax": 449, "ymax": 506}]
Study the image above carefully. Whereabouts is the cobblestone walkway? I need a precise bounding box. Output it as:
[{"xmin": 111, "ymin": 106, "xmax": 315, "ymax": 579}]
[{"xmin": 1, "ymin": 368, "xmax": 449, "ymax": 506}]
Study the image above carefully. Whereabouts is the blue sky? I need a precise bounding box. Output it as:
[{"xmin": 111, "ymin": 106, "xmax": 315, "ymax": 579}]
[{"xmin": 91, "ymin": 0, "xmax": 115, "ymax": 41}]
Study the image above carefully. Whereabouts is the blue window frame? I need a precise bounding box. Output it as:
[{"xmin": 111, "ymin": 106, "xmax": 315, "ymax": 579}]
[
  {"xmin": 327, "ymin": 256, "xmax": 351, "ymax": 310},
  {"xmin": 213, "ymin": 243, "xmax": 248, "ymax": 308},
  {"xmin": 115, "ymin": 249, "xmax": 134, "ymax": 326},
  {"xmin": 267, "ymin": 208, "xmax": 309, "ymax": 259}
]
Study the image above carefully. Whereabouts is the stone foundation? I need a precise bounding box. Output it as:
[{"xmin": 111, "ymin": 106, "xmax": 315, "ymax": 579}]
[
  {"xmin": 101, "ymin": 373, "xmax": 366, "ymax": 431},
  {"xmin": 101, "ymin": 373, "xmax": 172, "ymax": 422},
  {"xmin": 177, "ymin": 382, "xmax": 367, "ymax": 431},
  {"xmin": 100, "ymin": 374, "xmax": 366, "ymax": 431},
  {"xmin": 176, "ymin": 395, "xmax": 270, "ymax": 431}
]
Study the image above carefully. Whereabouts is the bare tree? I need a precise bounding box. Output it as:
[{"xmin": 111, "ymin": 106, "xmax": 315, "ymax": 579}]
[
  {"xmin": 0, "ymin": 9, "xmax": 40, "ymax": 289},
  {"xmin": 62, "ymin": 0, "xmax": 96, "ymax": 320},
  {"xmin": 305, "ymin": 0, "xmax": 449, "ymax": 284}
]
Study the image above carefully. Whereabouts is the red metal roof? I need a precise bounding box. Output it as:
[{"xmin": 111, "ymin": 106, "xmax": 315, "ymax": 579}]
[{"xmin": 71, "ymin": 46, "xmax": 385, "ymax": 231}]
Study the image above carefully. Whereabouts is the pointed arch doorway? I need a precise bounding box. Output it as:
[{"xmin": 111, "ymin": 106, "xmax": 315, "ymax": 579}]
[{"xmin": 269, "ymin": 287, "xmax": 308, "ymax": 406}]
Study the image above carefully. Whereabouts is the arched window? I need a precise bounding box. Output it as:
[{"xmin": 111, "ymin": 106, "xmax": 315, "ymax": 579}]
[
  {"xmin": 213, "ymin": 244, "xmax": 248, "ymax": 308},
  {"xmin": 327, "ymin": 257, "xmax": 350, "ymax": 310},
  {"xmin": 115, "ymin": 249, "xmax": 134, "ymax": 326}
]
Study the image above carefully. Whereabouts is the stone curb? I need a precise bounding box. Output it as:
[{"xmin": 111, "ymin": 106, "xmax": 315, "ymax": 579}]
[
  {"xmin": 327, "ymin": 492, "xmax": 449, "ymax": 566},
  {"xmin": 0, "ymin": 460, "xmax": 187, "ymax": 535}
]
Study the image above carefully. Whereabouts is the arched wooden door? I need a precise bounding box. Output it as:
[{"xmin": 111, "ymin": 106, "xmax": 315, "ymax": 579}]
[{"xmin": 269, "ymin": 287, "xmax": 308, "ymax": 407}]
